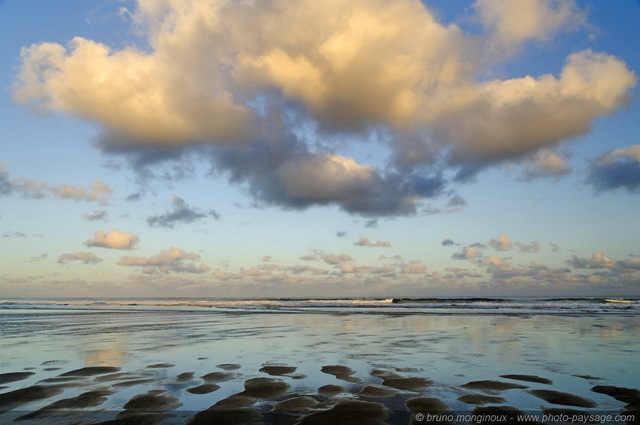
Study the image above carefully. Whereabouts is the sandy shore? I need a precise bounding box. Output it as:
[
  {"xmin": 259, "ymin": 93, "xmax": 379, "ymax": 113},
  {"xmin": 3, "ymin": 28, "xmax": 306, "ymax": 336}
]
[
  {"xmin": 1, "ymin": 310, "xmax": 639, "ymax": 424},
  {"xmin": 0, "ymin": 362, "xmax": 638, "ymax": 424}
]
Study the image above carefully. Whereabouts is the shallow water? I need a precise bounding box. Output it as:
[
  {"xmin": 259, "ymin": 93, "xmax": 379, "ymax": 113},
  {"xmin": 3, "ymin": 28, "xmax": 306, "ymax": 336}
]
[{"xmin": 1, "ymin": 307, "xmax": 639, "ymax": 423}]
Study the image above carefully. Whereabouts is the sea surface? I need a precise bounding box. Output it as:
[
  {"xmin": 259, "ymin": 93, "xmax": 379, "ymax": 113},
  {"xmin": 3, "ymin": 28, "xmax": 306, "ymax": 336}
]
[
  {"xmin": 1, "ymin": 296, "xmax": 639, "ymax": 314},
  {"xmin": 1, "ymin": 297, "xmax": 639, "ymax": 424}
]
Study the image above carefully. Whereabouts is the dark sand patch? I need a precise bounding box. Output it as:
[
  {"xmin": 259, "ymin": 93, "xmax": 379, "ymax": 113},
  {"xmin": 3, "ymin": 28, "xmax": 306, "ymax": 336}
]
[
  {"xmin": 201, "ymin": 371, "xmax": 235, "ymax": 382},
  {"xmin": 213, "ymin": 394, "xmax": 256, "ymax": 409},
  {"xmin": 471, "ymin": 406, "xmax": 531, "ymax": 425},
  {"xmin": 59, "ymin": 366, "xmax": 121, "ymax": 377},
  {"xmin": 242, "ymin": 377, "xmax": 290, "ymax": 399},
  {"xmin": 458, "ymin": 394, "xmax": 507, "ymax": 405},
  {"xmin": 371, "ymin": 369, "xmax": 404, "ymax": 380},
  {"xmin": 146, "ymin": 363, "xmax": 175, "ymax": 369},
  {"xmin": 16, "ymin": 388, "xmax": 113, "ymax": 420},
  {"xmin": 292, "ymin": 374, "xmax": 307, "ymax": 379},
  {"xmin": 49, "ymin": 388, "xmax": 113, "ymax": 409},
  {"xmin": 113, "ymin": 379, "xmax": 156, "ymax": 388},
  {"xmin": 591, "ymin": 385, "xmax": 640, "ymax": 405},
  {"xmin": 259, "ymin": 365, "xmax": 297, "ymax": 376},
  {"xmin": 0, "ymin": 385, "xmax": 65, "ymax": 412},
  {"xmin": 460, "ymin": 380, "xmax": 528, "ymax": 395},
  {"xmin": 274, "ymin": 396, "xmax": 320, "ymax": 411},
  {"xmin": 217, "ymin": 363, "xmax": 241, "ymax": 370},
  {"xmin": 405, "ymin": 397, "xmax": 449, "ymax": 413},
  {"xmin": 42, "ymin": 368, "xmax": 62, "ymax": 371},
  {"xmin": 358, "ymin": 384, "xmax": 397, "ymax": 398},
  {"xmin": 322, "ymin": 365, "xmax": 359, "ymax": 382},
  {"xmin": 123, "ymin": 390, "xmax": 181, "ymax": 412},
  {"xmin": 0, "ymin": 372, "xmax": 35, "ymax": 384},
  {"xmin": 187, "ymin": 383, "xmax": 220, "ymax": 394},
  {"xmin": 500, "ymin": 374, "xmax": 552, "ymax": 385},
  {"xmin": 176, "ymin": 372, "xmax": 195, "ymax": 382},
  {"xmin": 543, "ymin": 408, "xmax": 598, "ymax": 423},
  {"xmin": 382, "ymin": 377, "xmax": 433, "ymax": 392},
  {"xmin": 574, "ymin": 375, "xmax": 603, "ymax": 381},
  {"xmin": 591, "ymin": 385, "xmax": 640, "ymax": 408},
  {"xmin": 189, "ymin": 407, "xmax": 262, "ymax": 425},
  {"xmin": 318, "ymin": 384, "xmax": 344, "ymax": 397},
  {"xmin": 297, "ymin": 399, "xmax": 388, "ymax": 425},
  {"xmin": 528, "ymin": 389, "xmax": 597, "ymax": 408}
]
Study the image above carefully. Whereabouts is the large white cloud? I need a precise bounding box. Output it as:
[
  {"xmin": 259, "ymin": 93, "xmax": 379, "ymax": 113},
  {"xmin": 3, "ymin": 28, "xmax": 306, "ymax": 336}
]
[{"xmin": 11, "ymin": 0, "xmax": 637, "ymax": 216}]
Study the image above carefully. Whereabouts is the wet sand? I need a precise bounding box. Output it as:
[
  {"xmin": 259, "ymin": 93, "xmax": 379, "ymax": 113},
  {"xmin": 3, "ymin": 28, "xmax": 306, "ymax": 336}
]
[
  {"xmin": 1, "ymin": 361, "xmax": 637, "ymax": 424},
  {"xmin": 0, "ymin": 310, "xmax": 638, "ymax": 424}
]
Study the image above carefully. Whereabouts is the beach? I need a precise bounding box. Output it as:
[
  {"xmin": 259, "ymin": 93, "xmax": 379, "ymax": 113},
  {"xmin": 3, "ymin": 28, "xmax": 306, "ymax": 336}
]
[{"xmin": 0, "ymin": 299, "xmax": 639, "ymax": 424}]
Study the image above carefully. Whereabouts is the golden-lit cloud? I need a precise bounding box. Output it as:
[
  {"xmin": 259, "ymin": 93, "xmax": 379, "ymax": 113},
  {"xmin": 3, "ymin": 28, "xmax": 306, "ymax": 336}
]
[
  {"xmin": 474, "ymin": 0, "xmax": 586, "ymax": 51},
  {"xmin": 58, "ymin": 251, "xmax": 103, "ymax": 265},
  {"xmin": 11, "ymin": 0, "xmax": 637, "ymax": 216},
  {"xmin": 117, "ymin": 246, "xmax": 210, "ymax": 274},
  {"xmin": 86, "ymin": 229, "xmax": 140, "ymax": 250},
  {"xmin": 489, "ymin": 234, "xmax": 513, "ymax": 251},
  {"xmin": 1, "ymin": 165, "xmax": 112, "ymax": 203},
  {"xmin": 354, "ymin": 237, "xmax": 392, "ymax": 248}
]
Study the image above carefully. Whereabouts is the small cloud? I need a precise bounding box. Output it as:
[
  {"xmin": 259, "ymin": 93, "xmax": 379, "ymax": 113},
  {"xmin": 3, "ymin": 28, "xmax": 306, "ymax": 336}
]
[
  {"xmin": 489, "ymin": 234, "xmax": 512, "ymax": 251},
  {"xmin": 126, "ymin": 192, "xmax": 143, "ymax": 201},
  {"xmin": 1, "ymin": 166, "xmax": 113, "ymax": 203},
  {"xmin": 517, "ymin": 241, "xmax": 540, "ymax": 253},
  {"xmin": 82, "ymin": 209, "xmax": 109, "ymax": 221},
  {"xmin": 58, "ymin": 251, "xmax": 103, "ymax": 265},
  {"xmin": 441, "ymin": 238, "xmax": 455, "ymax": 246},
  {"xmin": 399, "ymin": 261, "xmax": 427, "ymax": 274},
  {"xmin": 29, "ymin": 253, "xmax": 48, "ymax": 262},
  {"xmin": 447, "ymin": 195, "xmax": 467, "ymax": 207},
  {"xmin": 354, "ymin": 237, "xmax": 391, "ymax": 248},
  {"xmin": 320, "ymin": 253, "xmax": 353, "ymax": 265},
  {"xmin": 336, "ymin": 231, "xmax": 347, "ymax": 238},
  {"xmin": 520, "ymin": 150, "xmax": 571, "ymax": 181},
  {"xmin": 365, "ymin": 219, "xmax": 379, "ymax": 228},
  {"xmin": 118, "ymin": 246, "xmax": 210, "ymax": 274},
  {"xmin": 146, "ymin": 195, "xmax": 220, "ymax": 228},
  {"xmin": 567, "ymin": 252, "xmax": 617, "ymax": 269},
  {"xmin": 86, "ymin": 229, "xmax": 140, "ymax": 250},
  {"xmin": 424, "ymin": 195, "xmax": 466, "ymax": 215},
  {"xmin": 452, "ymin": 246, "xmax": 483, "ymax": 260},
  {"xmin": 299, "ymin": 255, "xmax": 318, "ymax": 261},
  {"xmin": 262, "ymin": 255, "xmax": 272, "ymax": 262},
  {"xmin": 2, "ymin": 231, "xmax": 29, "ymax": 238},
  {"xmin": 587, "ymin": 145, "xmax": 640, "ymax": 192}
]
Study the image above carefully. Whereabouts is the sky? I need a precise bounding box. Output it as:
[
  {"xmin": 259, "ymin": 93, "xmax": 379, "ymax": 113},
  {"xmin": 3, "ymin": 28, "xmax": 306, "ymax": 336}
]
[{"xmin": 1, "ymin": 0, "xmax": 639, "ymax": 298}]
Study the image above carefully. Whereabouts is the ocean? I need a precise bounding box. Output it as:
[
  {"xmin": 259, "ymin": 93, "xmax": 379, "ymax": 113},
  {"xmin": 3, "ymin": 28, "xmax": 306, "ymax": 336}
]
[
  {"xmin": 1, "ymin": 297, "xmax": 638, "ymax": 424},
  {"xmin": 2, "ymin": 296, "xmax": 639, "ymax": 314}
]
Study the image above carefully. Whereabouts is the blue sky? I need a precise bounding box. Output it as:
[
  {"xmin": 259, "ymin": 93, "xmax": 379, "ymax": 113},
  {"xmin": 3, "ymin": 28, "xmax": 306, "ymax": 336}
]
[{"xmin": 1, "ymin": 0, "xmax": 639, "ymax": 298}]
